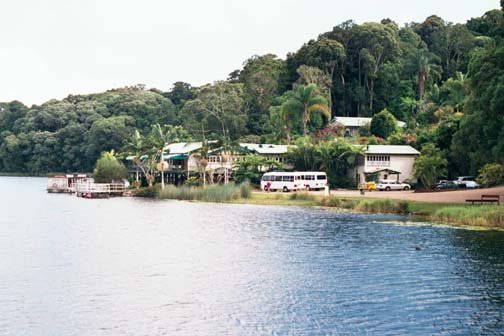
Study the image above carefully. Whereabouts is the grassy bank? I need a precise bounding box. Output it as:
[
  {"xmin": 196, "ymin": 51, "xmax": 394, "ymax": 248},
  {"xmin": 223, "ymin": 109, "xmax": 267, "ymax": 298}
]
[
  {"xmin": 431, "ymin": 206, "xmax": 504, "ymax": 227},
  {"xmin": 137, "ymin": 182, "xmax": 252, "ymax": 203},
  {"xmin": 242, "ymin": 192, "xmax": 504, "ymax": 228},
  {"xmin": 135, "ymin": 186, "xmax": 503, "ymax": 228}
]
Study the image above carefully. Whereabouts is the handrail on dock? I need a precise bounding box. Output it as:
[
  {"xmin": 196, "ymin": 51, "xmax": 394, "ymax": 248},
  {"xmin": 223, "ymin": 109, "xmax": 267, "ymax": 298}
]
[{"xmin": 75, "ymin": 182, "xmax": 126, "ymax": 195}]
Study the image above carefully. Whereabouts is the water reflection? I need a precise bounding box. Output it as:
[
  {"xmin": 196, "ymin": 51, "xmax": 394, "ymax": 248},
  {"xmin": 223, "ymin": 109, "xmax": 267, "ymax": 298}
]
[{"xmin": 0, "ymin": 177, "xmax": 503, "ymax": 335}]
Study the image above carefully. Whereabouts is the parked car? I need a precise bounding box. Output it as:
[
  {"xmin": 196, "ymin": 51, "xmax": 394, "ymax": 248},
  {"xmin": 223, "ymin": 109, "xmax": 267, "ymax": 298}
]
[
  {"xmin": 377, "ymin": 180, "xmax": 411, "ymax": 191},
  {"xmin": 465, "ymin": 180, "xmax": 480, "ymax": 189},
  {"xmin": 454, "ymin": 176, "xmax": 477, "ymax": 188},
  {"xmin": 436, "ymin": 181, "xmax": 459, "ymax": 190}
]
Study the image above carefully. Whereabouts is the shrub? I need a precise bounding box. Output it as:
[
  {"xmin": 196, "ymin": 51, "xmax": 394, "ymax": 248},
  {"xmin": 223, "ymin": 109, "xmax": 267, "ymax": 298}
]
[
  {"xmin": 289, "ymin": 192, "xmax": 315, "ymax": 201},
  {"xmin": 239, "ymin": 181, "xmax": 252, "ymax": 199},
  {"xmin": 319, "ymin": 196, "xmax": 341, "ymax": 207},
  {"xmin": 414, "ymin": 143, "xmax": 447, "ymax": 190},
  {"xmin": 93, "ymin": 151, "xmax": 128, "ymax": 183},
  {"xmin": 476, "ymin": 163, "xmax": 504, "ymax": 187},
  {"xmin": 319, "ymin": 197, "xmax": 359, "ymax": 209},
  {"xmin": 185, "ymin": 176, "xmax": 200, "ymax": 187},
  {"xmin": 135, "ymin": 186, "xmax": 160, "ymax": 197}
]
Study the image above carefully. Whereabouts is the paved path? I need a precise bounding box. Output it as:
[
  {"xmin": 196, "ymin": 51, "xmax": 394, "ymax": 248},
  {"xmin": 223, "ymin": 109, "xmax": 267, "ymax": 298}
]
[{"xmin": 325, "ymin": 186, "xmax": 504, "ymax": 204}]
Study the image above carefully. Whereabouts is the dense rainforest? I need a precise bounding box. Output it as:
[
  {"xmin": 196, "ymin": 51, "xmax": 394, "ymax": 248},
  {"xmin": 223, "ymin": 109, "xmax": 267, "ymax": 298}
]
[{"xmin": 1, "ymin": 4, "xmax": 503, "ymax": 182}]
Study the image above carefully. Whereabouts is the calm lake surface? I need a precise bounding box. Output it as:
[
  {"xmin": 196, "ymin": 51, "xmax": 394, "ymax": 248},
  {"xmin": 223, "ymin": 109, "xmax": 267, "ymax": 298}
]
[{"xmin": 1, "ymin": 177, "xmax": 503, "ymax": 335}]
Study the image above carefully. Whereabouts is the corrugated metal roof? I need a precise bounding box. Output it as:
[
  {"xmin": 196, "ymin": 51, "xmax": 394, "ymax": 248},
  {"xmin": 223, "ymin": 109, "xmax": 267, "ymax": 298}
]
[
  {"xmin": 365, "ymin": 145, "xmax": 420, "ymax": 155},
  {"xmin": 333, "ymin": 117, "xmax": 372, "ymax": 127},
  {"xmin": 239, "ymin": 143, "xmax": 290, "ymax": 154},
  {"xmin": 332, "ymin": 117, "xmax": 406, "ymax": 128},
  {"xmin": 164, "ymin": 142, "xmax": 203, "ymax": 154}
]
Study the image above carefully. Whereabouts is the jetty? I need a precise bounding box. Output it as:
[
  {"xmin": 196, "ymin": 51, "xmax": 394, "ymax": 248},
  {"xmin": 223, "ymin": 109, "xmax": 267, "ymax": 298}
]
[{"xmin": 75, "ymin": 181, "xmax": 127, "ymax": 198}]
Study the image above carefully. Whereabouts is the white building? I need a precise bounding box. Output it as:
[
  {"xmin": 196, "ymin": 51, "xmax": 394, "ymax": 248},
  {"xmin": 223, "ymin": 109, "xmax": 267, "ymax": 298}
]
[
  {"xmin": 332, "ymin": 117, "xmax": 407, "ymax": 136},
  {"xmin": 239, "ymin": 143, "xmax": 291, "ymax": 167},
  {"xmin": 157, "ymin": 142, "xmax": 293, "ymax": 184},
  {"xmin": 352, "ymin": 145, "xmax": 420, "ymax": 184}
]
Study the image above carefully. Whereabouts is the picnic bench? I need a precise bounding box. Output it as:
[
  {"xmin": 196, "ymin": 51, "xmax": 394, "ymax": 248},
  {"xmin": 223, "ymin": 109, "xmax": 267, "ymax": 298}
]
[{"xmin": 465, "ymin": 195, "xmax": 500, "ymax": 205}]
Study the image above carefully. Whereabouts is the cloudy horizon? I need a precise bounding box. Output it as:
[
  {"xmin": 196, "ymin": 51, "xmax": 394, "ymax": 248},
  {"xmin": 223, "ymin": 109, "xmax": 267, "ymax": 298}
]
[{"xmin": 0, "ymin": 0, "xmax": 498, "ymax": 106}]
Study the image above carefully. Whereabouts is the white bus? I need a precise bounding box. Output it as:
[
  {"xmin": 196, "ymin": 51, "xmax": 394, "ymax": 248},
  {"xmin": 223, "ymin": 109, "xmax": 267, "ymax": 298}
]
[
  {"xmin": 260, "ymin": 172, "xmax": 301, "ymax": 192},
  {"xmin": 300, "ymin": 171, "xmax": 327, "ymax": 191},
  {"xmin": 261, "ymin": 171, "xmax": 327, "ymax": 192}
]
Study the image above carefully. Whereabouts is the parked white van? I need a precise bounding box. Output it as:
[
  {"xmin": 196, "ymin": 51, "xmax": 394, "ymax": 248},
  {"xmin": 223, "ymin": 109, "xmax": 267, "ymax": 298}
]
[
  {"xmin": 261, "ymin": 171, "xmax": 327, "ymax": 192},
  {"xmin": 298, "ymin": 172, "xmax": 327, "ymax": 191}
]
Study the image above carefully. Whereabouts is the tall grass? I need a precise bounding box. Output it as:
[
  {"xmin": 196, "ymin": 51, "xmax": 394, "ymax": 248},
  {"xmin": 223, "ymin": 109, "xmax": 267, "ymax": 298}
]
[
  {"xmin": 431, "ymin": 206, "xmax": 504, "ymax": 227},
  {"xmin": 354, "ymin": 199, "xmax": 410, "ymax": 214},
  {"xmin": 157, "ymin": 182, "xmax": 252, "ymax": 203},
  {"xmin": 318, "ymin": 196, "xmax": 359, "ymax": 209}
]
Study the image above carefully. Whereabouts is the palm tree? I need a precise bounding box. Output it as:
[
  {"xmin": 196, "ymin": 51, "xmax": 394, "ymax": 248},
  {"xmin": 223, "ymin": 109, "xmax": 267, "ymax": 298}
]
[
  {"xmin": 315, "ymin": 141, "xmax": 336, "ymax": 175},
  {"xmin": 414, "ymin": 49, "xmax": 441, "ymax": 100},
  {"xmin": 282, "ymin": 84, "xmax": 331, "ymax": 136},
  {"xmin": 148, "ymin": 124, "xmax": 192, "ymax": 189},
  {"xmin": 122, "ymin": 130, "xmax": 152, "ymax": 188},
  {"xmin": 149, "ymin": 124, "xmax": 167, "ymax": 189},
  {"xmin": 193, "ymin": 138, "xmax": 210, "ymax": 187},
  {"xmin": 442, "ymin": 72, "xmax": 468, "ymax": 112},
  {"xmin": 338, "ymin": 142, "xmax": 366, "ymax": 167}
]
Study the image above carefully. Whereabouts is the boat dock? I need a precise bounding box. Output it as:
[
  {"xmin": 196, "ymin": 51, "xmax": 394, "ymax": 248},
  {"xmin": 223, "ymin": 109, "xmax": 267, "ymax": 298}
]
[{"xmin": 75, "ymin": 182, "xmax": 126, "ymax": 198}]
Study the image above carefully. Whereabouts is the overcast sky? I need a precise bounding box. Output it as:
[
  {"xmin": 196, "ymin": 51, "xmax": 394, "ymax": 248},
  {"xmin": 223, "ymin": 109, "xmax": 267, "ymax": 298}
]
[{"xmin": 0, "ymin": 0, "xmax": 499, "ymax": 105}]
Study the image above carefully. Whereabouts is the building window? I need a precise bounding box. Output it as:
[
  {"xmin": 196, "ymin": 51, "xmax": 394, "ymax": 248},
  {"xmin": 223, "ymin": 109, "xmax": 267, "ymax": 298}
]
[{"xmin": 366, "ymin": 155, "xmax": 390, "ymax": 167}]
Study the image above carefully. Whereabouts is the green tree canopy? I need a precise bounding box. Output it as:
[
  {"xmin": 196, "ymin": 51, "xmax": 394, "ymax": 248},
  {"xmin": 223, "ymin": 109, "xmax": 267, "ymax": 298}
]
[
  {"xmin": 93, "ymin": 151, "xmax": 129, "ymax": 183},
  {"xmin": 370, "ymin": 108, "xmax": 398, "ymax": 139},
  {"xmin": 414, "ymin": 143, "xmax": 448, "ymax": 190}
]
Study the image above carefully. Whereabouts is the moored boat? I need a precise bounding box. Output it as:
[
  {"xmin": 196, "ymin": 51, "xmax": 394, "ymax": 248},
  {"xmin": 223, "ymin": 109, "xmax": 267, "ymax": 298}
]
[{"xmin": 46, "ymin": 174, "xmax": 87, "ymax": 193}]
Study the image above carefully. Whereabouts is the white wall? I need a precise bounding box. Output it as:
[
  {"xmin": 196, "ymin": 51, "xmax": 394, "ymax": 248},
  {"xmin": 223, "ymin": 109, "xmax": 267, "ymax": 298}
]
[{"xmin": 389, "ymin": 155, "xmax": 417, "ymax": 182}]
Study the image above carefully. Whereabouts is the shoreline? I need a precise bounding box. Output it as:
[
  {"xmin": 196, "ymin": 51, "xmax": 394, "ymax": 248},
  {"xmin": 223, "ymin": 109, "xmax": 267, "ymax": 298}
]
[{"xmin": 151, "ymin": 190, "xmax": 504, "ymax": 230}]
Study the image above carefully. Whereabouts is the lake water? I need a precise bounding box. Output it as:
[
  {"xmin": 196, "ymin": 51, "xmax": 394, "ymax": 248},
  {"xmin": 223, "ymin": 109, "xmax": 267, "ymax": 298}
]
[{"xmin": 1, "ymin": 177, "xmax": 503, "ymax": 335}]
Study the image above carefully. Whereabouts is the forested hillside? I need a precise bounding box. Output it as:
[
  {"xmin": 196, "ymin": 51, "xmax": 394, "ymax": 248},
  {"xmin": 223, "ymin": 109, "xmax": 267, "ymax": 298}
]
[{"xmin": 1, "ymin": 4, "xmax": 503, "ymax": 177}]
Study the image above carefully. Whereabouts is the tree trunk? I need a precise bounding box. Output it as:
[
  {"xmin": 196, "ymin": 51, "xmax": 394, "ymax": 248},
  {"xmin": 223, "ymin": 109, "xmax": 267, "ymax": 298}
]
[
  {"xmin": 418, "ymin": 72, "xmax": 426, "ymax": 100},
  {"xmin": 286, "ymin": 126, "xmax": 292, "ymax": 145},
  {"xmin": 303, "ymin": 106, "xmax": 309, "ymax": 136},
  {"xmin": 369, "ymin": 79, "xmax": 374, "ymax": 112},
  {"xmin": 160, "ymin": 164, "xmax": 165, "ymax": 189}
]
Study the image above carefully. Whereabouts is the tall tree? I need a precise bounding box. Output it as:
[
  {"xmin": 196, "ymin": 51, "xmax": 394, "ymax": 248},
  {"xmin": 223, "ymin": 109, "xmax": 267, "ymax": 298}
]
[
  {"xmin": 451, "ymin": 44, "xmax": 504, "ymax": 174},
  {"xmin": 182, "ymin": 81, "xmax": 247, "ymax": 140},
  {"xmin": 349, "ymin": 22, "xmax": 401, "ymax": 113},
  {"xmin": 239, "ymin": 54, "xmax": 287, "ymax": 134},
  {"xmin": 413, "ymin": 48, "xmax": 442, "ymax": 99},
  {"xmin": 281, "ymin": 84, "xmax": 330, "ymax": 136}
]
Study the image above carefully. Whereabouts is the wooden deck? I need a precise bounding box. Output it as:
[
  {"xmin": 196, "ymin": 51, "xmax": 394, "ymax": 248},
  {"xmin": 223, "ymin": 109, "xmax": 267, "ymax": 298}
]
[{"xmin": 75, "ymin": 182, "xmax": 126, "ymax": 198}]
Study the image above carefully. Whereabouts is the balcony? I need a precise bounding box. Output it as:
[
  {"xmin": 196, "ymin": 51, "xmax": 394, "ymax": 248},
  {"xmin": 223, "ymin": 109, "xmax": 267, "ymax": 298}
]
[{"xmin": 366, "ymin": 161, "xmax": 390, "ymax": 167}]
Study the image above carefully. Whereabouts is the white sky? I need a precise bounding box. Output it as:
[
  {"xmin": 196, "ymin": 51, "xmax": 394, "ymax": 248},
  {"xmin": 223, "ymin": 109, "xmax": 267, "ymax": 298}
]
[{"xmin": 0, "ymin": 0, "xmax": 499, "ymax": 105}]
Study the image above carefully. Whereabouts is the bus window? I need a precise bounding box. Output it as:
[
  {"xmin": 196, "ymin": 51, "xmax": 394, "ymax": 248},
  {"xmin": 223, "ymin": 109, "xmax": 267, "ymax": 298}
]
[
  {"xmin": 282, "ymin": 176, "xmax": 294, "ymax": 182},
  {"xmin": 317, "ymin": 175, "xmax": 326, "ymax": 180},
  {"xmin": 306, "ymin": 175, "xmax": 314, "ymax": 180},
  {"xmin": 274, "ymin": 176, "xmax": 283, "ymax": 182},
  {"xmin": 262, "ymin": 175, "xmax": 271, "ymax": 181}
]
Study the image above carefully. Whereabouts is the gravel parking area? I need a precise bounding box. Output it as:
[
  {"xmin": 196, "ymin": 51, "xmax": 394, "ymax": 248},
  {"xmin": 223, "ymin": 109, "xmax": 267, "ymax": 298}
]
[{"xmin": 325, "ymin": 186, "xmax": 504, "ymax": 204}]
